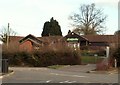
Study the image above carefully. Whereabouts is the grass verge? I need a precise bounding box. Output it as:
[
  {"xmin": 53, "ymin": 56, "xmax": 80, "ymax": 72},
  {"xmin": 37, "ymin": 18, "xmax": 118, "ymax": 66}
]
[{"xmin": 81, "ymin": 56, "xmax": 104, "ymax": 64}]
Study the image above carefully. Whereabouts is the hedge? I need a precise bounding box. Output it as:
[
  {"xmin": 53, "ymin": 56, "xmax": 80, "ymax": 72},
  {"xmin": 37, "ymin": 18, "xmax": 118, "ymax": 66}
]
[{"xmin": 2, "ymin": 48, "xmax": 81, "ymax": 67}]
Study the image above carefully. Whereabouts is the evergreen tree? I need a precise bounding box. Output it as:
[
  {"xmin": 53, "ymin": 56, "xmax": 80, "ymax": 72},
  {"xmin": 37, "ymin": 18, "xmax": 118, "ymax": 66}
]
[
  {"xmin": 41, "ymin": 17, "xmax": 62, "ymax": 36},
  {"xmin": 114, "ymin": 30, "xmax": 120, "ymax": 35},
  {"xmin": 68, "ymin": 30, "xmax": 71, "ymax": 34}
]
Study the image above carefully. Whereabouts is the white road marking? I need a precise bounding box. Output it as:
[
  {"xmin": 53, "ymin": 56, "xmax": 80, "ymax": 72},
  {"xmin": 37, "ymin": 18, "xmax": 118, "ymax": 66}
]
[
  {"xmin": 69, "ymin": 81, "xmax": 76, "ymax": 83},
  {"xmin": 0, "ymin": 76, "xmax": 3, "ymax": 79},
  {"xmin": 28, "ymin": 68, "xmax": 48, "ymax": 71},
  {"xmin": 46, "ymin": 80, "xmax": 51, "ymax": 83},
  {"xmin": 50, "ymin": 73, "xmax": 86, "ymax": 78},
  {"xmin": 87, "ymin": 82, "xmax": 91, "ymax": 83},
  {"xmin": 73, "ymin": 75, "xmax": 86, "ymax": 77},
  {"xmin": 64, "ymin": 80, "xmax": 69, "ymax": 83},
  {"xmin": 59, "ymin": 82, "xmax": 64, "ymax": 83},
  {"xmin": 59, "ymin": 80, "xmax": 77, "ymax": 83}
]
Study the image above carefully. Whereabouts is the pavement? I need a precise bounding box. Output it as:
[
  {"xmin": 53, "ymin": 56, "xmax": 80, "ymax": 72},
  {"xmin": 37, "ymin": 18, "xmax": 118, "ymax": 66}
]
[
  {"xmin": 0, "ymin": 64, "xmax": 119, "ymax": 83},
  {"xmin": 58, "ymin": 64, "xmax": 118, "ymax": 74}
]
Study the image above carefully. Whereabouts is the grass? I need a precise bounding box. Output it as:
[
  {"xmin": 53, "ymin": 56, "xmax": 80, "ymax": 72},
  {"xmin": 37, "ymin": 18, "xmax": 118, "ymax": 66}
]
[
  {"xmin": 81, "ymin": 56, "xmax": 104, "ymax": 64},
  {"xmin": 47, "ymin": 65, "xmax": 69, "ymax": 69}
]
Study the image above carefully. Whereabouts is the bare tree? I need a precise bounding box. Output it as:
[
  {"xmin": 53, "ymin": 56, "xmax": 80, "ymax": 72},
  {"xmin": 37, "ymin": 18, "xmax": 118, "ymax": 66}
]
[
  {"xmin": 69, "ymin": 3, "xmax": 107, "ymax": 35},
  {"xmin": 0, "ymin": 23, "xmax": 16, "ymax": 46}
]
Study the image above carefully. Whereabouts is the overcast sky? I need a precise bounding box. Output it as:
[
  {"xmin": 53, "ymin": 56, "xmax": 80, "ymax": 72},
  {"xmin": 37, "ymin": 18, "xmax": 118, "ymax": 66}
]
[{"xmin": 0, "ymin": 0, "xmax": 119, "ymax": 36}]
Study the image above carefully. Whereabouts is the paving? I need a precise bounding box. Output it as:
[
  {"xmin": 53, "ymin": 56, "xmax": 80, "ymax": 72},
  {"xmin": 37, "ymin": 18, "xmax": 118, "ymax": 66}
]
[{"xmin": 0, "ymin": 64, "xmax": 119, "ymax": 83}]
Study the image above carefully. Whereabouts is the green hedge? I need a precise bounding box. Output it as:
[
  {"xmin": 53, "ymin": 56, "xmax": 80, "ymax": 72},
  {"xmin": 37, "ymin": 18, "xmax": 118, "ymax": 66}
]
[{"xmin": 2, "ymin": 50, "xmax": 81, "ymax": 67}]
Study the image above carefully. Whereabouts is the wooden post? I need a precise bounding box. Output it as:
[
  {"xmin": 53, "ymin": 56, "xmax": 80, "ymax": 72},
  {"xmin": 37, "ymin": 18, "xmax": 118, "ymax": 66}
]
[
  {"xmin": 86, "ymin": 41, "xmax": 88, "ymax": 46},
  {"xmin": 115, "ymin": 59, "xmax": 117, "ymax": 68},
  {"xmin": 106, "ymin": 46, "xmax": 109, "ymax": 58}
]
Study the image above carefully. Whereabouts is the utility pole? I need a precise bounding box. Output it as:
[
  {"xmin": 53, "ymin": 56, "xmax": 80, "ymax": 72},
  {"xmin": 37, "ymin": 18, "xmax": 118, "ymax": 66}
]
[{"xmin": 6, "ymin": 23, "xmax": 10, "ymax": 48}]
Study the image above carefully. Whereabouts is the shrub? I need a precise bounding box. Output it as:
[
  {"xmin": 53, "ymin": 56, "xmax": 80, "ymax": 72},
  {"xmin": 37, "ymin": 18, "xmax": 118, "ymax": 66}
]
[
  {"xmin": 32, "ymin": 49, "xmax": 81, "ymax": 67},
  {"xmin": 2, "ymin": 44, "xmax": 81, "ymax": 67},
  {"xmin": 96, "ymin": 58, "xmax": 109, "ymax": 71}
]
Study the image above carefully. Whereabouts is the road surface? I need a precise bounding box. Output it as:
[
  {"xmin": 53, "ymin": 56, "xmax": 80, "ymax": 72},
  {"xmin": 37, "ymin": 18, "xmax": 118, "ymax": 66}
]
[{"xmin": 1, "ymin": 65, "xmax": 118, "ymax": 83}]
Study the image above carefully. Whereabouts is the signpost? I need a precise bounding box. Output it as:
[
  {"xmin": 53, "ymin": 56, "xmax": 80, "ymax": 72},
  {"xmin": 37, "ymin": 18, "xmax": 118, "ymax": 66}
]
[
  {"xmin": 67, "ymin": 38, "xmax": 79, "ymax": 50},
  {"xmin": 67, "ymin": 38, "xmax": 78, "ymax": 42},
  {"xmin": 115, "ymin": 59, "xmax": 117, "ymax": 68}
]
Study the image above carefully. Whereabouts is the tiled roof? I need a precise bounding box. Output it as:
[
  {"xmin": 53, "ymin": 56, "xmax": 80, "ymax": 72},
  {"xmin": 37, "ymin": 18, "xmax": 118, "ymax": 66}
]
[
  {"xmin": 9, "ymin": 36, "xmax": 23, "ymax": 41},
  {"xmin": 9, "ymin": 35, "xmax": 63, "ymax": 45},
  {"xmin": 83, "ymin": 35, "xmax": 119, "ymax": 43},
  {"xmin": 9, "ymin": 36, "xmax": 23, "ymax": 44},
  {"xmin": 8, "ymin": 34, "xmax": 119, "ymax": 45}
]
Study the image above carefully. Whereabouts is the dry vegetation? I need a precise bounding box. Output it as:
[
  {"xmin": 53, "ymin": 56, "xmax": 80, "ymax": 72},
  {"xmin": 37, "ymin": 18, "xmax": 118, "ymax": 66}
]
[{"xmin": 2, "ymin": 43, "xmax": 81, "ymax": 67}]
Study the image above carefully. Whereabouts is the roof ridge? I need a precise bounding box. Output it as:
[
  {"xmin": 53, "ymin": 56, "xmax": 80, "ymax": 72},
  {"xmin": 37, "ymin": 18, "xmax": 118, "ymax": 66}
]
[{"xmin": 19, "ymin": 34, "xmax": 43, "ymax": 43}]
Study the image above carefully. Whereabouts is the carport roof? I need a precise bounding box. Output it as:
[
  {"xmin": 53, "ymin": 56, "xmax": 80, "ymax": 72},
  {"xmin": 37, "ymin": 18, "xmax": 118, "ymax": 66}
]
[{"xmin": 64, "ymin": 32, "xmax": 88, "ymax": 41}]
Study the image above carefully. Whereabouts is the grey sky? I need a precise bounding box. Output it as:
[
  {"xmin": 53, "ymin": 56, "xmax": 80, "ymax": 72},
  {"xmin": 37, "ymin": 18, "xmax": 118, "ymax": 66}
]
[{"xmin": 0, "ymin": 0, "xmax": 118, "ymax": 36}]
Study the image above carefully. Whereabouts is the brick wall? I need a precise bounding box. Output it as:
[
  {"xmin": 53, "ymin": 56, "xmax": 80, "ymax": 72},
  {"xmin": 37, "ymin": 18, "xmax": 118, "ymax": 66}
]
[{"xmin": 19, "ymin": 40, "xmax": 33, "ymax": 52}]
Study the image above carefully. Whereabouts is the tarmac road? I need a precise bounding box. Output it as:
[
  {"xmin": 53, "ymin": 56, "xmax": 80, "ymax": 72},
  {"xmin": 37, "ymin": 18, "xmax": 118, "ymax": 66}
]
[{"xmin": 1, "ymin": 65, "xmax": 118, "ymax": 83}]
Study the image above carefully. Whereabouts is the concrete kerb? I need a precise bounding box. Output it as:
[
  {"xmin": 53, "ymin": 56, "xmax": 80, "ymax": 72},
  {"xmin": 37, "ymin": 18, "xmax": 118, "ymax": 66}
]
[
  {"xmin": 87, "ymin": 69, "xmax": 118, "ymax": 74},
  {"xmin": 0, "ymin": 70, "xmax": 14, "ymax": 79}
]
